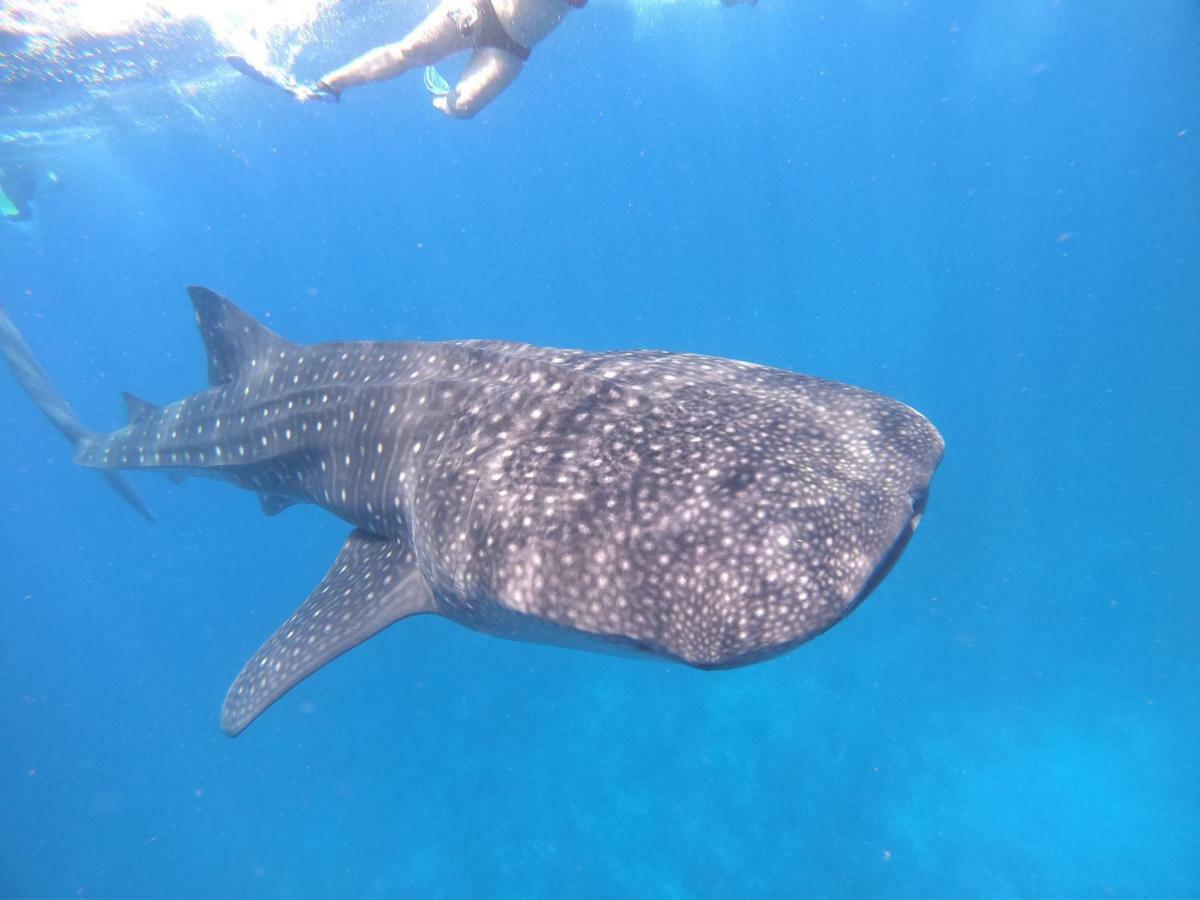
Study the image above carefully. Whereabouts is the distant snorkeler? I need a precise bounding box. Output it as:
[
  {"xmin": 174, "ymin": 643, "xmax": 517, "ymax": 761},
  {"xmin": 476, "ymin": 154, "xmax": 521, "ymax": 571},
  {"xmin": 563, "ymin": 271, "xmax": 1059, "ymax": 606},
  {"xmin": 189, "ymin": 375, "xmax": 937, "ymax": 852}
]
[
  {"xmin": 229, "ymin": 0, "xmax": 587, "ymax": 119},
  {"xmin": 0, "ymin": 163, "xmax": 62, "ymax": 225},
  {"xmin": 0, "ymin": 163, "xmax": 39, "ymax": 222}
]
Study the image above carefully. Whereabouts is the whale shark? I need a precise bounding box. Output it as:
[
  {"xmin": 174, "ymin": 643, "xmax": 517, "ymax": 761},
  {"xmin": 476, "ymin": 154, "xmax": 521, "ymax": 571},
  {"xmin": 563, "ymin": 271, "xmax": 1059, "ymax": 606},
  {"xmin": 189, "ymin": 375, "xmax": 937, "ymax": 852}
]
[{"xmin": 5, "ymin": 287, "xmax": 944, "ymax": 735}]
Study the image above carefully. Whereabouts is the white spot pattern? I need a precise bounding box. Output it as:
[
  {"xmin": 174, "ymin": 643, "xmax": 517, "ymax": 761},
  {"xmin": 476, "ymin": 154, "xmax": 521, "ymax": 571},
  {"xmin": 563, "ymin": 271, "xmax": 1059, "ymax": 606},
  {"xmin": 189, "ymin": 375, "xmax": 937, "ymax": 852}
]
[{"xmin": 75, "ymin": 289, "xmax": 944, "ymax": 733}]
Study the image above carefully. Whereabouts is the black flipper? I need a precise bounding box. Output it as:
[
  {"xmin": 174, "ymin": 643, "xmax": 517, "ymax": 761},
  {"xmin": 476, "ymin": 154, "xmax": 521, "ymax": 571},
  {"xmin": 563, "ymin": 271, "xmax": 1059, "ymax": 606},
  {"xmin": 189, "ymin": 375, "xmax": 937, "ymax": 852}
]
[
  {"xmin": 224, "ymin": 57, "xmax": 338, "ymax": 103},
  {"xmin": 187, "ymin": 286, "xmax": 291, "ymax": 386},
  {"xmin": 221, "ymin": 530, "xmax": 436, "ymax": 736},
  {"xmin": 225, "ymin": 55, "xmax": 298, "ymax": 94},
  {"xmin": 0, "ymin": 303, "xmax": 154, "ymax": 522}
]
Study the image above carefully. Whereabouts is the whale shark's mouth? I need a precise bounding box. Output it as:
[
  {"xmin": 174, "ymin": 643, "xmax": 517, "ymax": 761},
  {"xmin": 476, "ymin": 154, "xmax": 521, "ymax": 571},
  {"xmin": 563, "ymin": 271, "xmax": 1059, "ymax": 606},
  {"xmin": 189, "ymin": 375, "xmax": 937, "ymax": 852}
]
[
  {"xmin": 680, "ymin": 485, "xmax": 933, "ymax": 672},
  {"xmin": 851, "ymin": 486, "xmax": 930, "ymax": 615}
]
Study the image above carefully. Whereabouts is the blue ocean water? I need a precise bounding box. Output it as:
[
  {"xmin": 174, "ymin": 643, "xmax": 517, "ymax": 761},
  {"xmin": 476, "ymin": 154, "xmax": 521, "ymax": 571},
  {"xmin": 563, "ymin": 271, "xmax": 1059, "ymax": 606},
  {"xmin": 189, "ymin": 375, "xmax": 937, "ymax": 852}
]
[{"xmin": 1, "ymin": 1, "xmax": 1197, "ymax": 896}]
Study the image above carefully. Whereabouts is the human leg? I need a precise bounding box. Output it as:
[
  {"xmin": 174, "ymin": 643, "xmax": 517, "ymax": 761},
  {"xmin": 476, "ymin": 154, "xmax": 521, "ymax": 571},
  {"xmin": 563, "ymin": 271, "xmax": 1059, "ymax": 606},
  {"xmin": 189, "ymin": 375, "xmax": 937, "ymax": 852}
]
[{"xmin": 431, "ymin": 46, "xmax": 523, "ymax": 119}]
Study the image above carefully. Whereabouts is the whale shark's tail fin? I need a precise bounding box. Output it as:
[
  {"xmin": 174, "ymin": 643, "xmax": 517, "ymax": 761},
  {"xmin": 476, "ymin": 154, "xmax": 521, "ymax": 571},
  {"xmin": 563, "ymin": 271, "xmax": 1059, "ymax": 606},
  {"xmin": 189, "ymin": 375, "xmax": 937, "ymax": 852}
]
[{"xmin": 0, "ymin": 302, "xmax": 155, "ymax": 522}]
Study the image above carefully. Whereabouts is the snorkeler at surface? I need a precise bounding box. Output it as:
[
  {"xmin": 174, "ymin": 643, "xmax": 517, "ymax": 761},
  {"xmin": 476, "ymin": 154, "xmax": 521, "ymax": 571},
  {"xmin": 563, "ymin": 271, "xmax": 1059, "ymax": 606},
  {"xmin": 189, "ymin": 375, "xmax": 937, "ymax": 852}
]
[
  {"xmin": 228, "ymin": 0, "xmax": 761, "ymax": 117},
  {"xmin": 305, "ymin": 0, "xmax": 587, "ymax": 118}
]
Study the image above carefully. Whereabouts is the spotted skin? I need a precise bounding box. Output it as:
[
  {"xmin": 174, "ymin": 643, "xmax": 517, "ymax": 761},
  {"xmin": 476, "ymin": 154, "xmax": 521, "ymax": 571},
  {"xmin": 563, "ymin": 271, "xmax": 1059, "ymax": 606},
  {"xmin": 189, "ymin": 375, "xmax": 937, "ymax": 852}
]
[
  {"xmin": 221, "ymin": 530, "xmax": 432, "ymax": 735},
  {"xmin": 73, "ymin": 287, "xmax": 944, "ymax": 735}
]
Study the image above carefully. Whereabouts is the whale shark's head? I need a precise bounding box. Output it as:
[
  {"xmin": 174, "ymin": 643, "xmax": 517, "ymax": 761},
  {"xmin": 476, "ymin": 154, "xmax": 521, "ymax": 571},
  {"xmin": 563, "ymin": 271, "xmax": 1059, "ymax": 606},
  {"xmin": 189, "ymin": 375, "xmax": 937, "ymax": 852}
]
[{"xmin": 448, "ymin": 354, "xmax": 944, "ymax": 667}]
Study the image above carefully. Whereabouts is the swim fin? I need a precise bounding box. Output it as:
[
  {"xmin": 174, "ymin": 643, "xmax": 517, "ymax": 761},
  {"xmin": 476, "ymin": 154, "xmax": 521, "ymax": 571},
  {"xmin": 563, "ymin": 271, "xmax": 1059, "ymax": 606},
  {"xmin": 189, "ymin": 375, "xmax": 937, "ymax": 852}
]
[
  {"xmin": 226, "ymin": 55, "xmax": 300, "ymax": 95},
  {"xmin": 423, "ymin": 66, "xmax": 450, "ymax": 97},
  {"xmin": 0, "ymin": 185, "xmax": 18, "ymax": 218}
]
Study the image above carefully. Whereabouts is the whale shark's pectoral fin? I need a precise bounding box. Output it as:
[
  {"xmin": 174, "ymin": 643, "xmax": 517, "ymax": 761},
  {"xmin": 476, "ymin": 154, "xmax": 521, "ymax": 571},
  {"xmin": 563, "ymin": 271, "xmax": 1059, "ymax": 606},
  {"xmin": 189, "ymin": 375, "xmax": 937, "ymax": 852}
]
[{"xmin": 220, "ymin": 529, "xmax": 434, "ymax": 736}]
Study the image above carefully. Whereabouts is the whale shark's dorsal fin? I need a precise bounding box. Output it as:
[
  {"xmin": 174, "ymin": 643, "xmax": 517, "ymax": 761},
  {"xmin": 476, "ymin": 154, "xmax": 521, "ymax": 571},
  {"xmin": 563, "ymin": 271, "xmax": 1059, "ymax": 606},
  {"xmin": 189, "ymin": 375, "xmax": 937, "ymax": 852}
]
[
  {"xmin": 187, "ymin": 285, "xmax": 289, "ymax": 386},
  {"xmin": 122, "ymin": 391, "xmax": 158, "ymax": 424},
  {"xmin": 120, "ymin": 391, "xmax": 187, "ymax": 484},
  {"xmin": 220, "ymin": 530, "xmax": 435, "ymax": 736}
]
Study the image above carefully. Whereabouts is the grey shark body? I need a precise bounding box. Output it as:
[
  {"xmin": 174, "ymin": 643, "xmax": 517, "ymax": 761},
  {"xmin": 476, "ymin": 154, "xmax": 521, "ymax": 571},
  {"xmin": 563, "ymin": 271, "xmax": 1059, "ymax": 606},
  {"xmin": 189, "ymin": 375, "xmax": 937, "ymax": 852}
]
[{"xmin": 59, "ymin": 287, "xmax": 943, "ymax": 735}]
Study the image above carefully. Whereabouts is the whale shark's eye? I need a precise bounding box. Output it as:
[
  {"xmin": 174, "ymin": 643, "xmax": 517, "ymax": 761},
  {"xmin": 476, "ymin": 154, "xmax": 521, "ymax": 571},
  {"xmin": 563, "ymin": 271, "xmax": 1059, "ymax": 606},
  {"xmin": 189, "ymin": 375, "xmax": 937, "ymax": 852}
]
[{"xmin": 720, "ymin": 464, "xmax": 756, "ymax": 494}]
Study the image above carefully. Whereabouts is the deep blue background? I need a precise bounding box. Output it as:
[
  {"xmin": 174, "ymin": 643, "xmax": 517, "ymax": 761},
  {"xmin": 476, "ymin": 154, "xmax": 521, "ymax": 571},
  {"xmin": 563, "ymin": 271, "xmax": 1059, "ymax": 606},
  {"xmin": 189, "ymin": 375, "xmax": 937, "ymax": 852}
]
[{"xmin": 1, "ymin": 1, "xmax": 1198, "ymax": 896}]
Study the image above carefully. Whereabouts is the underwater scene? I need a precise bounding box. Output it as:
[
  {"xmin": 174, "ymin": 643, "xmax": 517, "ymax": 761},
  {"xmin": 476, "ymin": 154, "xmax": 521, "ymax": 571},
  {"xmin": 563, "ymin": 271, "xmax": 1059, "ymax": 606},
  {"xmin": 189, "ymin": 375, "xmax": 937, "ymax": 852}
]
[{"xmin": 0, "ymin": 0, "xmax": 1197, "ymax": 897}]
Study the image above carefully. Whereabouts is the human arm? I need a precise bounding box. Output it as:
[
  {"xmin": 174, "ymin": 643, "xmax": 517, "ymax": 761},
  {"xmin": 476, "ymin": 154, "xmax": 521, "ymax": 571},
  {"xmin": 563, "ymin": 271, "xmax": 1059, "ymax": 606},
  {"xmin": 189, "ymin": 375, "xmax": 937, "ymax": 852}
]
[
  {"xmin": 311, "ymin": 1, "xmax": 470, "ymax": 98},
  {"xmin": 316, "ymin": 43, "xmax": 411, "ymax": 94}
]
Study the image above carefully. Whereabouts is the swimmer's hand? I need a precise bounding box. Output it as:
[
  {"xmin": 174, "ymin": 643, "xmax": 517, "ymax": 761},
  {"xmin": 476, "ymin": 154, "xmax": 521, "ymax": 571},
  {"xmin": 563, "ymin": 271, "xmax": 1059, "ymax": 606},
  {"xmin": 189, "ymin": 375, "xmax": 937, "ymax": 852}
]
[{"xmin": 293, "ymin": 81, "xmax": 341, "ymax": 103}]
